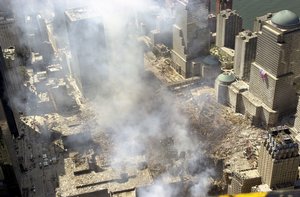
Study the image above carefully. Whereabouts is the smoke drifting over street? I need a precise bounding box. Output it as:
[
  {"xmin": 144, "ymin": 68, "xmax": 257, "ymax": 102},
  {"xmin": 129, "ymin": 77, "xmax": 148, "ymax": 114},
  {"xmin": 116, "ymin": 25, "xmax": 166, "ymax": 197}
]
[{"xmin": 8, "ymin": 0, "xmax": 214, "ymax": 196}]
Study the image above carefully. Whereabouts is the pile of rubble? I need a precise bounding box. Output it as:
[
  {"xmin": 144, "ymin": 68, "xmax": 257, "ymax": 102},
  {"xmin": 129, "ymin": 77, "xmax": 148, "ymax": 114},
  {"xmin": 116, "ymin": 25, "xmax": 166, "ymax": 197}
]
[
  {"xmin": 213, "ymin": 108, "xmax": 266, "ymax": 163},
  {"xmin": 144, "ymin": 52, "xmax": 184, "ymax": 84}
]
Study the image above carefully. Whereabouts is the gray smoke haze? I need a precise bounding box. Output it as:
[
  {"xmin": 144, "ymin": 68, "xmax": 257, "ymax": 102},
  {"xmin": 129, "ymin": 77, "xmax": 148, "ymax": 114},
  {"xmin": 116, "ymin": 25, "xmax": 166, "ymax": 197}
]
[{"xmin": 8, "ymin": 0, "xmax": 214, "ymax": 196}]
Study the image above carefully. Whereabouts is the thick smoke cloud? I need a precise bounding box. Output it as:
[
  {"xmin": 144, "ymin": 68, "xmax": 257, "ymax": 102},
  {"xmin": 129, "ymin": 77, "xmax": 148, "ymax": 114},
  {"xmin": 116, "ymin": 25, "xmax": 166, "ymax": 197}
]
[{"xmin": 8, "ymin": 0, "xmax": 214, "ymax": 196}]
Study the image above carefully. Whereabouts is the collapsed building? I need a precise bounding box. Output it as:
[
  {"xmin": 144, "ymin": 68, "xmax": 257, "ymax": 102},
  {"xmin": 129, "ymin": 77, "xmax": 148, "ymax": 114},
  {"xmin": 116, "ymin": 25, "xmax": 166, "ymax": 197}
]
[
  {"xmin": 58, "ymin": 155, "xmax": 154, "ymax": 197},
  {"xmin": 7, "ymin": 1, "xmax": 300, "ymax": 197},
  {"xmin": 18, "ymin": 113, "xmax": 205, "ymax": 197}
]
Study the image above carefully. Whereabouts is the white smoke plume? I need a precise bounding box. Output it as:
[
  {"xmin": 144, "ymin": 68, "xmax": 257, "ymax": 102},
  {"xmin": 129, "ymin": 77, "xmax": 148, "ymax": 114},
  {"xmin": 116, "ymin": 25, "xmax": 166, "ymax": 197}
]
[{"xmin": 7, "ymin": 0, "xmax": 215, "ymax": 196}]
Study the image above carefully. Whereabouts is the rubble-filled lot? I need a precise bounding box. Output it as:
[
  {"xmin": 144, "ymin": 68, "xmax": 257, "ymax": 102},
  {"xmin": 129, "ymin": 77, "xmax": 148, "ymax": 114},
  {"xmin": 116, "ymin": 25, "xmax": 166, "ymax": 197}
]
[
  {"xmin": 1, "ymin": 51, "xmax": 269, "ymax": 197},
  {"xmin": 144, "ymin": 54, "xmax": 267, "ymax": 191}
]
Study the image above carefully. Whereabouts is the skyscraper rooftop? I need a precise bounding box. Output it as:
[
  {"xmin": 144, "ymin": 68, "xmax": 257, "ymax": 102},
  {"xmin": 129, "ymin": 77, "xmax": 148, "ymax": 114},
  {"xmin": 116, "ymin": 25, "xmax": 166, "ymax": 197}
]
[
  {"xmin": 271, "ymin": 10, "xmax": 300, "ymax": 28},
  {"xmin": 65, "ymin": 7, "xmax": 101, "ymax": 22},
  {"xmin": 265, "ymin": 127, "xmax": 299, "ymax": 160}
]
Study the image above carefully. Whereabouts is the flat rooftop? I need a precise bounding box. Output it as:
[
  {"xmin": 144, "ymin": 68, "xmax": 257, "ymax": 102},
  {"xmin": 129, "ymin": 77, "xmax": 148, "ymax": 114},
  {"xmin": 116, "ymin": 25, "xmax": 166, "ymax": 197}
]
[
  {"xmin": 65, "ymin": 7, "xmax": 101, "ymax": 22},
  {"xmin": 0, "ymin": 16, "xmax": 14, "ymax": 24},
  {"xmin": 3, "ymin": 46, "xmax": 16, "ymax": 61},
  {"xmin": 219, "ymin": 9, "xmax": 240, "ymax": 18},
  {"xmin": 112, "ymin": 190, "xmax": 136, "ymax": 197},
  {"xmin": 269, "ymin": 126, "xmax": 295, "ymax": 145},
  {"xmin": 238, "ymin": 30, "xmax": 257, "ymax": 40},
  {"xmin": 255, "ymin": 184, "xmax": 272, "ymax": 192},
  {"xmin": 238, "ymin": 169, "xmax": 260, "ymax": 179}
]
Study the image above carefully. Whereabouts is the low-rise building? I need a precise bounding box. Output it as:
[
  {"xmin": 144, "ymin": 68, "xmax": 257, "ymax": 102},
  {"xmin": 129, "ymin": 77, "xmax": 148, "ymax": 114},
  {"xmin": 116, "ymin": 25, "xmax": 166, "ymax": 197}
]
[{"xmin": 229, "ymin": 169, "xmax": 261, "ymax": 194}]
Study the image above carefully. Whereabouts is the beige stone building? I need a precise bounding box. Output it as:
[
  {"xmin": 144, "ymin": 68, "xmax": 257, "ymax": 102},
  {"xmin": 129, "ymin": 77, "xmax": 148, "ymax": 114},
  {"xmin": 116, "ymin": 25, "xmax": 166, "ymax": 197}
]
[
  {"xmin": 171, "ymin": 0, "xmax": 209, "ymax": 78},
  {"xmin": 258, "ymin": 127, "xmax": 300, "ymax": 189},
  {"xmin": 217, "ymin": 10, "xmax": 300, "ymax": 126},
  {"xmin": 234, "ymin": 30, "xmax": 257, "ymax": 82},
  {"xmin": 215, "ymin": 72, "xmax": 236, "ymax": 105},
  {"xmin": 200, "ymin": 55, "xmax": 221, "ymax": 83},
  {"xmin": 293, "ymin": 96, "xmax": 300, "ymax": 133},
  {"xmin": 248, "ymin": 10, "xmax": 300, "ymax": 118},
  {"xmin": 216, "ymin": 9, "xmax": 242, "ymax": 49},
  {"xmin": 251, "ymin": 184, "xmax": 272, "ymax": 192},
  {"xmin": 229, "ymin": 169, "xmax": 261, "ymax": 194}
]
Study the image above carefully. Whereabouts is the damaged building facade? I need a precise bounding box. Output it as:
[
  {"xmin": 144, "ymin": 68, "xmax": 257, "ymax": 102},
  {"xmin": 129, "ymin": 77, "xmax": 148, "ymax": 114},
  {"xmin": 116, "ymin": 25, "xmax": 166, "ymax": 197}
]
[{"xmin": 171, "ymin": 0, "xmax": 210, "ymax": 78}]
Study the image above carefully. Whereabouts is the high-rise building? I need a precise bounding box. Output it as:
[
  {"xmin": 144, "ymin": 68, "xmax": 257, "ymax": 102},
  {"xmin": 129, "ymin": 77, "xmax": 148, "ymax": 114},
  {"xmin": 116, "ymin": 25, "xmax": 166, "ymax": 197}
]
[
  {"xmin": 150, "ymin": 15, "xmax": 174, "ymax": 48},
  {"xmin": 216, "ymin": 9, "xmax": 243, "ymax": 49},
  {"xmin": 0, "ymin": 47, "xmax": 19, "ymax": 137},
  {"xmin": 65, "ymin": 7, "xmax": 107, "ymax": 98},
  {"xmin": 2, "ymin": 47, "xmax": 25, "ymax": 101},
  {"xmin": 208, "ymin": 13, "xmax": 217, "ymax": 33},
  {"xmin": 249, "ymin": 10, "xmax": 300, "ymax": 117},
  {"xmin": 234, "ymin": 30, "xmax": 257, "ymax": 82},
  {"xmin": 293, "ymin": 95, "xmax": 300, "ymax": 133},
  {"xmin": 258, "ymin": 127, "xmax": 299, "ymax": 188},
  {"xmin": 229, "ymin": 169, "xmax": 261, "ymax": 194},
  {"xmin": 208, "ymin": 13, "xmax": 217, "ymax": 44},
  {"xmin": 0, "ymin": 0, "xmax": 12, "ymax": 12},
  {"xmin": 0, "ymin": 15, "xmax": 19, "ymax": 50},
  {"xmin": 216, "ymin": 0, "xmax": 233, "ymax": 14},
  {"xmin": 171, "ymin": 0, "xmax": 209, "ymax": 78},
  {"xmin": 0, "ymin": 134, "xmax": 21, "ymax": 196},
  {"xmin": 219, "ymin": 10, "xmax": 300, "ymax": 127}
]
